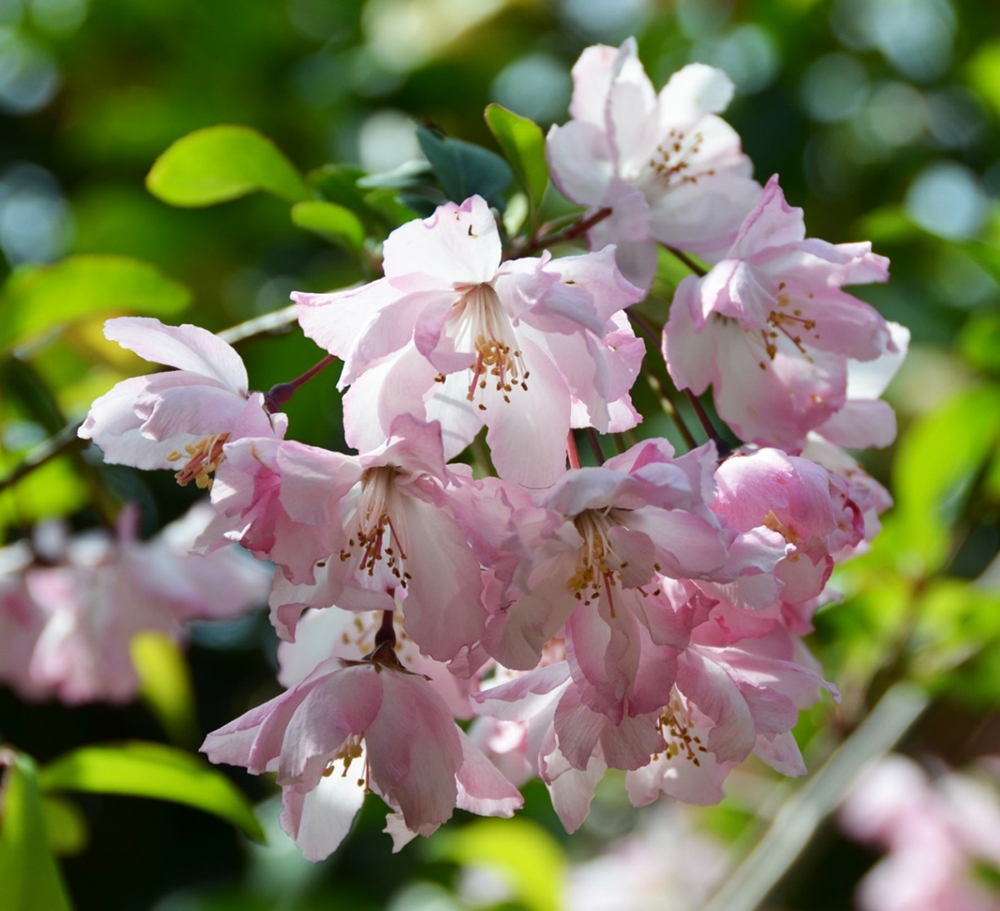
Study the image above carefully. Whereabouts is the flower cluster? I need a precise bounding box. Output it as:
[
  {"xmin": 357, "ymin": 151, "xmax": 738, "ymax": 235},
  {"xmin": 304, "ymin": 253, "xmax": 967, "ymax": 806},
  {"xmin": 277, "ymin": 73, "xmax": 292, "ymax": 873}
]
[{"xmin": 75, "ymin": 39, "xmax": 905, "ymax": 860}]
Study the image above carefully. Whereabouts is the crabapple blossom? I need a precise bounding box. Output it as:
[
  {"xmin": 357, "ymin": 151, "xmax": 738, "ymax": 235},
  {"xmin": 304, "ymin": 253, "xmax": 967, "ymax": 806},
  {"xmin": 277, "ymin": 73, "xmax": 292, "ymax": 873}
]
[
  {"xmin": 79, "ymin": 317, "xmax": 285, "ymax": 488},
  {"xmin": 663, "ymin": 176, "xmax": 893, "ymax": 450},
  {"xmin": 23, "ymin": 502, "xmax": 269, "ymax": 704},
  {"xmin": 0, "ymin": 540, "xmax": 47, "ymax": 700},
  {"xmin": 546, "ymin": 38, "xmax": 761, "ymax": 288},
  {"xmin": 263, "ymin": 415, "xmax": 487, "ymax": 662},
  {"xmin": 202, "ymin": 616, "xmax": 521, "ymax": 861},
  {"xmin": 709, "ymin": 447, "xmax": 865, "ymax": 611},
  {"xmin": 293, "ymin": 195, "xmax": 645, "ymax": 487},
  {"xmin": 840, "ymin": 756, "xmax": 1000, "ymax": 911}
]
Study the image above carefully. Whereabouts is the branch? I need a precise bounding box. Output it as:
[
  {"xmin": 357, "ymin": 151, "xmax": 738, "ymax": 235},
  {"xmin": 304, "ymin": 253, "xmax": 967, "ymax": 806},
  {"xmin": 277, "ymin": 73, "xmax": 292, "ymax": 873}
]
[{"xmin": 0, "ymin": 420, "xmax": 84, "ymax": 494}]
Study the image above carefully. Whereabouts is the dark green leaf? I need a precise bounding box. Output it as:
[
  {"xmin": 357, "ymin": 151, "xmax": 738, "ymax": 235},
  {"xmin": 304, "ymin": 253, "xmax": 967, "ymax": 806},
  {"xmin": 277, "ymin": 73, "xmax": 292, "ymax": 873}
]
[
  {"xmin": 0, "ymin": 750, "xmax": 73, "ymax": 911},
  {"xmin": 415, "ymin": 125, "xmax": 513, "ymax": 209},
  {"xmin": 147, "ymin": 125, "xmax": 310, "ymax": 207},
  {"xmin": 38, "ymin": 742, "xmax": 265, "ymax": 843}
]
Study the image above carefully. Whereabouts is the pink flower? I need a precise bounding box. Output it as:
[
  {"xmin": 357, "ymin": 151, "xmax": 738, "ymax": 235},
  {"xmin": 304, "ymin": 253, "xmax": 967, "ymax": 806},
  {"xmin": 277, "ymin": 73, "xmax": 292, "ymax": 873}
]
[
  {"xmin": 840, "ymin": 756, "xmax": 1000, "ymax": 911},
  {"xmin": 294, "ymin": 195, "xmax": 644, "ymax": 487},
  {"xmin": 482, "ymin": 439, "xmax": 728, "ymax": 673},
  {"xmin": 266, "ymin": 416, "xmax": 487, "ymax": 663},
  {"xmin": 25, "ymin": 503, "xmax": 270, "ymax": 704},
  {"xmin": 710, "ymin": 448, "xmax": 865, "ymax": 607},
  {"xmin": 203, "ymin": 637, "xmax": 521, "ymax": 861},
  {"xmin": 546, "ymin": 38, "xmax": 761, "ymax": 288},
  {"xmin": 663, "ymin": 176, "xmax": 894, "ymax": 449},
  {"xmin": 0, "ymin": 541, "xmax": 47, "ymax": 700},
  {"xmin": 79, "ymin": 317, "xmax": 285, "ymax": 488}
]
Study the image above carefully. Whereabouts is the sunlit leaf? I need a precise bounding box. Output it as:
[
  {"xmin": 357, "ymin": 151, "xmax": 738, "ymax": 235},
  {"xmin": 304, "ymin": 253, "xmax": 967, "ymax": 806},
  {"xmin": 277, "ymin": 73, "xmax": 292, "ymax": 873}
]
[
  {"xmin": 431, "ymin": 817, "xmax": 565, "ymax": 911},
  {"xmin": 484, "ymin": 104, "xmax": 548, "ymax": 216},
  {"xmin": 966, "ymin": 40, "xmax": 1000, "ymax": 118},
  {"xmin": 416, "ymin": 126, "xmax": 513, "ymax": 210},
  {"xmin": 0, "ymin": 255, "xmax": 191, "ymax": 352},
  {"xmin": 147, "ymin": 125, "xmax": 310, "ymax": 207},
  {"xmin": 38, "ymin": 742, "xmax": 266, "ymax": 843},
  {"xmin": 0, "ymin": 750, "xmax": 73, "ymax": 911},
  {"xmin": 291, "ymin": 201, "xmax": 366, "ymax": 254},
  {"xmin": 132, "ymin": 632, "xmax": 198, "ymax": 747}
]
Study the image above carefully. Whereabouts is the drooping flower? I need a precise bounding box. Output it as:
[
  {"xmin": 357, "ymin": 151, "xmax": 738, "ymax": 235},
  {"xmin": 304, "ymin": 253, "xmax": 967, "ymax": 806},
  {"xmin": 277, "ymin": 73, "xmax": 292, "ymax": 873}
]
[
  {"xmin": 79, "ymin": 317, "xmax": 285, "ymax": 488},
  {"xmin": 663, "ymin": 176, "xmax": 894, "ymax": 450},
  {"xmin": 546, "ymin": 38, "xmax": 762, "ymax": 288},
  {"xmin": 203, "ymin": 629, "xmax": 521, "ymax": 861},
  {"xmin": 294, "ymin": 195, "xmax": 645, "ymax": 487}
]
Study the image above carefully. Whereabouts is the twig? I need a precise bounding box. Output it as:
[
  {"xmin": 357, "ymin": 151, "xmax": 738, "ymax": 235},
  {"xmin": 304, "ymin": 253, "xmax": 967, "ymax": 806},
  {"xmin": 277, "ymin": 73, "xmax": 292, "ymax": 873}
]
[
  {"xmin": 585, "ymin": 428, "xmax": 606, "ymax": 466},
  {"xmin": 664, "ymin": 245, "xmax": 707, "ymax": 277},
  {"xmin": 512, "ymin": 208, "xmax": 613, "ymax": 257},
  {"xmin": 217, "ymin": 303, "xmax": 300, "ymax": 345}
]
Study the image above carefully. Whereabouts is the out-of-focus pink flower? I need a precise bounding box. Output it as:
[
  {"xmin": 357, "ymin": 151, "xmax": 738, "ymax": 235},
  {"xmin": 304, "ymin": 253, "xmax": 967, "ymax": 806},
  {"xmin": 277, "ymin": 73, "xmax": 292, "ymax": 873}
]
[
  {"xmin": 0, "ymin": 541, "xmax": 47, "ymax": 700},
  {"xmin": 79, "ymin": 317, "xmax": 285, "ymax": 488},
  {"xmin": 664, "ymin": 176, "xmax": 894, "ymax": 450},
  {"xmin": 546, "ymin": 38, "xmax": 761, "ymax": 289},
  {"xmin": 24, "ymin": 502, "xmax": 270, "ymax": 704},
  {"xmin": 563, "ymin": 804, "xmax": 727, "ymax": 911},
  {"xmin": 294, "ymin": 195, "xmax": 644, "ymax": 487},
  {"xmin": 840, "ymin": 755, "xmax": 1000, "ymax": 911}
]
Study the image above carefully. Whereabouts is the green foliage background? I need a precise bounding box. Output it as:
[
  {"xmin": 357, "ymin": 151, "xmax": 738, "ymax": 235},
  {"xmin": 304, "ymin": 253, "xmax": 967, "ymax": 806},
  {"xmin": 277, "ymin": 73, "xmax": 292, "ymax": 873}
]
[{"xmin": 1, "ymin": 0, "xmax": 1000, "ymax": 909}]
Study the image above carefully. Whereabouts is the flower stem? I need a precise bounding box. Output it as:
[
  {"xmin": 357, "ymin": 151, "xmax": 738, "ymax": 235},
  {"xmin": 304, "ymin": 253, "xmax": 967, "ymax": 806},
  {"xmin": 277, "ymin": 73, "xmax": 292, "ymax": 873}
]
[
  {"xmin": 664, "ymin": 245, "xmax": 707, "ymax": 277},
  {"xmin": 514, "ymin": 207, "xmax": 613, "ymax": 257},
  {"xmin": 566, "ymin": 430, "xmax": 582, "ymax": 470},
  {"xmin": 585, "ymin": 428, "xmax": 606, "ymax": 466},
  {"xmin": 685, "ymin": 389, "xmax": 731, "ymax": 457},
  {"xmin": 264, "ymin": 354, "xmax": 338, "ymax": 412}
]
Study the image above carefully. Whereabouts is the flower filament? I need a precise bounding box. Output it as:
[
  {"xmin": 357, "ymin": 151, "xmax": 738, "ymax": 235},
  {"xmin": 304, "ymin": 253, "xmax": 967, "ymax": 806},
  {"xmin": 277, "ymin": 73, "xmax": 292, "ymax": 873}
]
[
  {"xmin": 340, "ymin": 467, "xmax": 411, "ymax": 588},
  {"xmin": 167, "ymin": 433, "xmax": 229, "ymax": 489},
  {"xmin": 449, "ymin": 283, "xmax": 529, "ymax": 410}
]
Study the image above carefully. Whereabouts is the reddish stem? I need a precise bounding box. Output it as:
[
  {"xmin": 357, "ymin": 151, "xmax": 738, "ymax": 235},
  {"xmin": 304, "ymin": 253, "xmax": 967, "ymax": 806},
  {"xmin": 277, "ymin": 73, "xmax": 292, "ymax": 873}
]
[
  {"xmin": 566, "ymin": 430, "xmax": 582, "ymax": 470},
  {"xmin": 264, "ymin": 354, "xmax": 338, "ymax": 412}
]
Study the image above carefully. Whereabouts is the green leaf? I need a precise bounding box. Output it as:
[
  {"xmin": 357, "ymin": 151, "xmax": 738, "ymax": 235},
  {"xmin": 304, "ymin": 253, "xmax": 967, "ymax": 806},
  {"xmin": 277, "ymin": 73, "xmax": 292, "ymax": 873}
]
[
  {"xmin": 42, "ymin": 797, "xmax": 89, "ymax": 857},
  {"xmin": 291, "ymin": 201, "xmax": 366, "ymax": 254},
  {"xmin": 0, "ymin": 255, "xmax": 191, "ymax": 352},
  {"xmin": 147, "ymin": 125, "xmax": 310, "ymax": 207},
  {"xmin": 415, "ymin": 125, "xmax": 513, "ymax": 209},
  {"xmin": 431, "ymin": 818, "xmax": 565, "ymax": 911},
  {"xmin": 484, "ymin": 104, "xmax": 548, "ymax": 215},
  {"xmin": 0, "ymin": 751, "xmax": 73, "ymax": 911},
  {"xmin": 38, "ymin": 742, "xmax": 265, "ymax": 843},
  {"xmin": 893, "ymin": 385, "xmax": 1000, "ymax": 571},
  {"xmin": 132, "ymin": 632, "xmax": 198, "ymax": 747}
]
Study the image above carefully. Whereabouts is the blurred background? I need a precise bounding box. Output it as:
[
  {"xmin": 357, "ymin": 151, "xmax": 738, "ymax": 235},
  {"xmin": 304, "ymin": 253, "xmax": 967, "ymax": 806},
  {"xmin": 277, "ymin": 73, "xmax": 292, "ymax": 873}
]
[{"xmin": 2, "ymin": 0, "xmax": 1000, "ymax": 908}]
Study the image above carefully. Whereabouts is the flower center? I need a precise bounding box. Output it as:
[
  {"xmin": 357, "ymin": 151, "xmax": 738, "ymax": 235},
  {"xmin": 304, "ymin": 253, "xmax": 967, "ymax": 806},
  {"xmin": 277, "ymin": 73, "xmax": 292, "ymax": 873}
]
[
  {"xmin": 634, "ymin": 128, "xmax": 717, "ymax": 198},
  {"xmin": 340, "ymin": 467, "xmax": 411, "ymax": 588},
  {"xmin": 167, "ymin": 433, "xmax": 229, "ymax": 488},
  {"xmin": 446, "ymin": 283, "xmax": 529, "ymax": 411},
  {"xmin": 567, "ymin": 509, "xmax": 627, "ymax": 614},
  {"xmin": 654, "ymin": 689, "xmax": 708, "ymax": 766},
  {"xmin": 324, "ymin": 734, "xmax": 368, "ymax": 789}
]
